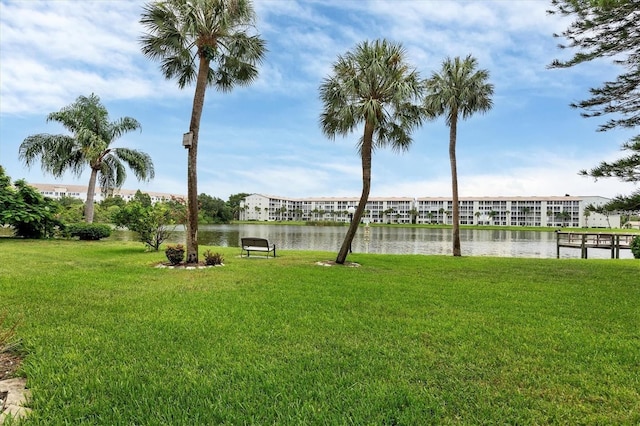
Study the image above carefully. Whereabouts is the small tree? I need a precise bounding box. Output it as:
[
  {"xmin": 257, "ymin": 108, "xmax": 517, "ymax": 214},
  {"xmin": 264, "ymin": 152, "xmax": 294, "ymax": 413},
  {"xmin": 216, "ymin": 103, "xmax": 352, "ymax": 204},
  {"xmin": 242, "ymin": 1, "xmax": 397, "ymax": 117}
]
[{"xmin": 113, "ymin": 200, "xmax": 182, "ymax": 251}]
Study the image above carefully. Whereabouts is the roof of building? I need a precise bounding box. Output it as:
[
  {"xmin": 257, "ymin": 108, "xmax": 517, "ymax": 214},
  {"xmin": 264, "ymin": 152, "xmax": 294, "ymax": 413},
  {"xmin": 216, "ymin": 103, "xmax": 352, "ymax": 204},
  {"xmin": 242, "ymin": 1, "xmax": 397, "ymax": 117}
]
[{"xmin": 30, "ymin": 183, "xmax": 184, "ymax": 200}]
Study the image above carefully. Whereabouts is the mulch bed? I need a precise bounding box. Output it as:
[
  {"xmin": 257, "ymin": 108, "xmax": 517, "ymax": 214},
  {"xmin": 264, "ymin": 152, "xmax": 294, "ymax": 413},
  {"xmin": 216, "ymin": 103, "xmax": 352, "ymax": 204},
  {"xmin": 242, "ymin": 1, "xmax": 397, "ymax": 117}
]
[{"xmin": 0, "ymin": 352, "xmax": 21, "ymax": 381}]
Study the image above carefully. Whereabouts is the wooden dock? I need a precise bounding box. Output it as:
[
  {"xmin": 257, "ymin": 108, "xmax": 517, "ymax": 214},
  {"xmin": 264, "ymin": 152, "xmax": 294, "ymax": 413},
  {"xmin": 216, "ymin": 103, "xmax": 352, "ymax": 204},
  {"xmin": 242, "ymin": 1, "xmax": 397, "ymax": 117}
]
[{"xmin": 556, "ymin": 232, "xmax": 637, "ymax": 259}]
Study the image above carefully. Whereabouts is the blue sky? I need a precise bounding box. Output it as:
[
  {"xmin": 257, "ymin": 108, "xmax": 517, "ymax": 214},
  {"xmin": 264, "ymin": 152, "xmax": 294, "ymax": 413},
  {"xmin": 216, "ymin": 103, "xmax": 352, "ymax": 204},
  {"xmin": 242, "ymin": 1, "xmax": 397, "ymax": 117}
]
[{"xmin": 1, "ymin": 0, "xmax": 637, "ymax": 200}]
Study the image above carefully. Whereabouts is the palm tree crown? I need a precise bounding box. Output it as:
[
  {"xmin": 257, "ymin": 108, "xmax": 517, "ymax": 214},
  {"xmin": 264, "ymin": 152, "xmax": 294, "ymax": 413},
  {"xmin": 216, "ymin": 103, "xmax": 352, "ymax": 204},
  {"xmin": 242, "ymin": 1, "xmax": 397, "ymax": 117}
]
[
  {"xmin": 19, "ymin": 94, "xmax": 154, "ymax": 223},
  {"xmin": 320, "ymin": 39, "xmax": 424, "ymax": 154},
  {"xmin": 424, "ymin": 55, "xmax": 493, "ymax": 125},
  {"xmin": 140, "ymin": 0, "xmax": 266, "ymax": 91},
  {"xmin": 319, "ymin": 39, "xmax": 425, "ymax": 264},
  {"xmin": 424, "ymin": 55, "xmax": 493, "ymax": 256}
]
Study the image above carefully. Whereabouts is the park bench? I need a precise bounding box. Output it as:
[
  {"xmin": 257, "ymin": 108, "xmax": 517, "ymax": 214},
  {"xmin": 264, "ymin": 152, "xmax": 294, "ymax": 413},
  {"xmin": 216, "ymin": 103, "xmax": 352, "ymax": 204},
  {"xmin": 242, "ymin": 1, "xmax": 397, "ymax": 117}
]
[{"xmin": 241, "ymin": 237, "xmax": 276, "ymax": 258}]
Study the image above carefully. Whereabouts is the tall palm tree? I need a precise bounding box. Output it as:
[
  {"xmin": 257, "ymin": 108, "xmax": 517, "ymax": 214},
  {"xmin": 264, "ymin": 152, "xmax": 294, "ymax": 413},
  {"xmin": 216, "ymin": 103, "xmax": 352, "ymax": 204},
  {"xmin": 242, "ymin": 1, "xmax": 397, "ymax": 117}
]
[
  {"xmin": 140, "ymin": 0, "xmax": 266, "ymax": 264},
  {"xmin": 19, "ymin": 94, "xmax": 154, "ymax": 223},
  {"xmin": 424, "ymin": 55, "xmax": 493, "ymax": 256},
  {"xmin": 320, "ymin": 39, "xmax": 426, "ymax": 264}
]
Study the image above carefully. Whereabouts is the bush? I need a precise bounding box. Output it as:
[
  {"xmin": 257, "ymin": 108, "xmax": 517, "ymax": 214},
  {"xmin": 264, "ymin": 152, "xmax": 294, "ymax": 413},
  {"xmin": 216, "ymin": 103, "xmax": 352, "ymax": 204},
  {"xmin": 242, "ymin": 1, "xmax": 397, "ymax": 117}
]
[
  {"xmin": 112, "ymin": 201, "xmax": 182, "ymax": 251},
  {"xmin": 631, "ymin": 235, "xmax": 640, "ymax": 259},
  {"xmin": 68, "ymin": 223, "xmax": 112, "ymax": 240},
  {"xmin": 1, "ymin": 172, "xmax": 63, "ymax": 238},
  {"xmin": 165, "ymin": 244, "xmax": 185, "ymax": 265},
  {"xmin": 203, "ymin": 250, "xmax": 224, "ymax": 266}
]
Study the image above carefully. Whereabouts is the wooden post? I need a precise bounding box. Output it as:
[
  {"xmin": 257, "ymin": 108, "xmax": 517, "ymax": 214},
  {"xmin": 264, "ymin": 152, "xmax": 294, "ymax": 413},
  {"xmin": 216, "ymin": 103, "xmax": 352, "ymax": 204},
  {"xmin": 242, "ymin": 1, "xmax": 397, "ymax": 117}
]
[
  {"xmin": 581, "ymin": 233, "xmax": 587, "ymax": 259},
  {"xmin": 556, "ymin": 232, "xmax": 561, "ymax": 259}
]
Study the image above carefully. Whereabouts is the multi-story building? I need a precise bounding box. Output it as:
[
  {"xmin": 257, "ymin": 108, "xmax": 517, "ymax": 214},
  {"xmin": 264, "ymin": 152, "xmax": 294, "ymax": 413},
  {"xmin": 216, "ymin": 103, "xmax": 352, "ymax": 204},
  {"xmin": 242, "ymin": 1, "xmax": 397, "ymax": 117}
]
[
  {"xmin": 241, "ymin": 194, "xmax": 621, "ymax": 228},
  {"xmin": 29, "ymin": 183, "xmax": 183, "ymax": 204},
  {"xmin": 240, "ymin": 194, "xmax": 415, "ymax": 224},
  {"xmin": 30, "ymin": 183, "xmax": 622, "ymax": 228}
]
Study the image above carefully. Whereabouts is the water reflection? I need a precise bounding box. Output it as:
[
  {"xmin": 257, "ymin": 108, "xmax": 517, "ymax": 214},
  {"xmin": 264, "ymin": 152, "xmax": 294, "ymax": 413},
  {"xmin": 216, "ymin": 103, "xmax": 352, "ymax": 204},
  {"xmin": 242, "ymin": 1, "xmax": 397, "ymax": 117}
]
[{"xmin": 109, "ymin": 224, "xmax": 634, "ymax": 259}]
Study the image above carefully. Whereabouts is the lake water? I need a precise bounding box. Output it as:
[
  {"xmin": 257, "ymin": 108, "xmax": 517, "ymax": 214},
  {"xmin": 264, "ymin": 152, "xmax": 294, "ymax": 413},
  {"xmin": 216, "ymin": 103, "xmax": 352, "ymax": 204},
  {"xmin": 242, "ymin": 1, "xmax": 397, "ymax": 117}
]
[{"xmin": 111, "ymin": 224, "xmax": 635, "ymax": 259}]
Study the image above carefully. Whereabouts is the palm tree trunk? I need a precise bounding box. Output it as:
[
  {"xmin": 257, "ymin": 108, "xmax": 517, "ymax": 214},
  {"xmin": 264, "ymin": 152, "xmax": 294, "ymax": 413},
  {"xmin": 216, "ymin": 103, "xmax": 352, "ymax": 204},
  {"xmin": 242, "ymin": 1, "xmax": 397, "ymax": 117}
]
[
  {"xmin": 336, "ymin": 121, "xmax": 374, "ymax": 264},
  {"xmin": 449, "ymin": 113, "xmax": 461, "ymax": 256},
  {"xmin": 84, "ymin": 168, "xmax": 99, "ymax": 223},
  {"xmin": 185, "ymin": 55, "xmax": 210, "ymax": 264}
]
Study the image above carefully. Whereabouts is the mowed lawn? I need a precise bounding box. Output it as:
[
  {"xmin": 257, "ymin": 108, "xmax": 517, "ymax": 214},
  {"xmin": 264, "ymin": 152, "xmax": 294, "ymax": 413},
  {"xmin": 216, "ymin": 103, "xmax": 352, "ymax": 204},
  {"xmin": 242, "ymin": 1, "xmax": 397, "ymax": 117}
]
[{"xmin": 1, "ymin": 239, "xmax": 638, "ymax": 425}]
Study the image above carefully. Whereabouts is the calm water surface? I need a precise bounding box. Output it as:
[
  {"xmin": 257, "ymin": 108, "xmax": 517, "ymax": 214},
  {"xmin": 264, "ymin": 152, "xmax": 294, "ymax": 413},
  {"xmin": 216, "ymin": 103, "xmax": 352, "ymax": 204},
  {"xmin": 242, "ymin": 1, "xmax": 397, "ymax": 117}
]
[{"xmin": 112, "ymin": 224, "xmax": 634, "ymax": 259}]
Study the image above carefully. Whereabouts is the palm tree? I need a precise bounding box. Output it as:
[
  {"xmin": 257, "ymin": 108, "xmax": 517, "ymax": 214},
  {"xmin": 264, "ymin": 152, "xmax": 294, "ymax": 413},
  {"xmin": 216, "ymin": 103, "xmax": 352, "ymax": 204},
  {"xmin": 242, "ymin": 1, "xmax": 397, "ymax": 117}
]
[
  {"xmin": 426, "ymin": 212, "xmax": 435, "ymax": 224},
  {"xmin": 409, "ymin": 208, "xmax": 418, "ymax": 224},
  {"xmin": 583, "ymin": 209, "xmax": 591, "ymax": 228},
  {"xmin": 140, "ymin": 0, "xmax": 266, "ymax": 264},
  {"xmin": 320, "ymin": 39, "xmax": 425, "ymax": 264},
  {"xmin": 521, "ymin": 206, "xmax": 532, "ymax": 226},
  {"xmin": 474, "ymin": 211, "xmax": 481, "ymax": 225},
  {"xmin": 425, "ymin": 55, "xmax": 493, "ymax": 256},
  {"xmin": 19, "ymin": 94, "xmax": 154, "ymax": 223},
  {"xmin": 546, "ymin": 209, "xmax": 554, "ymax": 227},
  {"xmin": 444, "ymin": 210, "xmax": 452, "ymax": 225},
  {"xmin": 488, "ymin": 210, "xmax": 498, "ymax": 224}
]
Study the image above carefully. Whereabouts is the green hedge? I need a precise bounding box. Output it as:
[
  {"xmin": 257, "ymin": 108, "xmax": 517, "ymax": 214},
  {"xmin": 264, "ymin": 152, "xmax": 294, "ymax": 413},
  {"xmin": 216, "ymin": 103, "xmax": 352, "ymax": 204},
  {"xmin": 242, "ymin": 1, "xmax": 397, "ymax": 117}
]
[
  {"xmin": 67, "ymin": 223, "xmax": 112, "ymax": 240},
  {"xmin": 631, "ymin": 235, "xmax": 640, "ymax": 259}
]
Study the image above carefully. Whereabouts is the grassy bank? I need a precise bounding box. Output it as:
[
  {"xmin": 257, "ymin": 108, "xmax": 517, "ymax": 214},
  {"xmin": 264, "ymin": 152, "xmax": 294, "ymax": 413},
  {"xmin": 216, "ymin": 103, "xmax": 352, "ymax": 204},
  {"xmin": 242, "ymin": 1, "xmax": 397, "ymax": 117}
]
[{"xmin": 1, "ymin": 239, "xmax": 638, "ymax": 424}]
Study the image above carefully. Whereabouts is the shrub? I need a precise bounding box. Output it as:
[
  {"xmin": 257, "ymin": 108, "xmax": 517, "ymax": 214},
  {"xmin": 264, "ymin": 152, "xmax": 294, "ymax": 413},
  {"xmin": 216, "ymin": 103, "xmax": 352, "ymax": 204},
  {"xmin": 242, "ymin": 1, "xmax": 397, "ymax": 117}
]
[
  {"xmin": 1, "ymin": 173, "xmax": 63, "ymax": 238},
  {"xmin": 112, "ymin": 201, "xmax": 182, "ymax": 251},
  {"xmin": 165, "ymin": 244, "xmax": 185, "ymax": 265},
  {"xmin": 203, "ymin": 250, "xmax": 224, "ymax": 266},
  {"xmin": 631, "ymin": 235, "xmax": 640, "ymax": 259},
  {"xmin": 68, "ymin": 223, "xmax": 112, "ymax": 240}
]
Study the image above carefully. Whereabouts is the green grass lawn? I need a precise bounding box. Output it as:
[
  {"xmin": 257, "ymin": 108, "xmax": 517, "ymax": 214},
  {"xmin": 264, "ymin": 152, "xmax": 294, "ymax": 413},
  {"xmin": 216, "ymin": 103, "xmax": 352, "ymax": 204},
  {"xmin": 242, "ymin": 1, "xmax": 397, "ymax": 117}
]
[{"xmin": 1, "ymin": 239, "xmax": 638, "ymax": 425}]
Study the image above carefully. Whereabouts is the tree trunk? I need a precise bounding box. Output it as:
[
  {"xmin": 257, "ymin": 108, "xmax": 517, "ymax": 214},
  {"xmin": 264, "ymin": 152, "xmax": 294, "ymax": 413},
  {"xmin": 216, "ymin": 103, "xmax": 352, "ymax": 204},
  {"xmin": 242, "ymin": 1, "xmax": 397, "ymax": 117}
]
[
  {"xmin": 84, "ymin": 168, "xmax": 99, "ymax": 223},
  {"xmin": 336, "ymin": 120, "xmax": 374, "ymax": 264},
  {"xmin": 185, "ymin": 55, "xmax": 210, "ymax": 264},
  {"xmin": 449, "ymin": 112, "xmax": 461, "ymax": 256}
]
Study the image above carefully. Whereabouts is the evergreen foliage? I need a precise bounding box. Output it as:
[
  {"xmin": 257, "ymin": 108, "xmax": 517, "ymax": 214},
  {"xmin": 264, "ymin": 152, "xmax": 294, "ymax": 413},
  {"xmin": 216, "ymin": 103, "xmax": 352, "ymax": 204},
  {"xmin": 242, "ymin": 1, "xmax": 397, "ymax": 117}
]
[
  {"xmin": 549, "ymin": 0, "xmax": 640, "ymax": 182},
  {"xmin": 112, "ymin": 200, "xmax": 182, "ymax": 251},
  {"xmin": 0, "ymin": 166, "xmax": 63, "ymax": 238},
  {"xmin": 67, "ymin": 223, "xmax": 112, "ymax": 240},
  {"xmin": 631, "ymin": 235, "xmax": 640, "ymax": 258},
  {"xmin": 198, "ymin": 193, "xmax": 233, "ymax": 223}
]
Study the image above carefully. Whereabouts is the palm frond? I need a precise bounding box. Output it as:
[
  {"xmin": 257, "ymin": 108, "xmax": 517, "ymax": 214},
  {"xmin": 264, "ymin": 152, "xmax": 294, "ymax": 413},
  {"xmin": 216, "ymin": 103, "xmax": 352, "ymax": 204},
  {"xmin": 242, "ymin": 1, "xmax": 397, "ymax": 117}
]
[{"xmin": 111, "ymin": 148, "xmax": 155, "ymax": 181}]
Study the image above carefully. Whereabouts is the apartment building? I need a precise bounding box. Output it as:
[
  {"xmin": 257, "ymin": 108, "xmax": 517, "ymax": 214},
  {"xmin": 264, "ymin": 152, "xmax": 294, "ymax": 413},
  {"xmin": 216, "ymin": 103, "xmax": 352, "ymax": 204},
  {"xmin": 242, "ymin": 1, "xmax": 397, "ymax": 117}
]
[
  {"xmin": 240, "ymin": 194, "xmax": 415, "ymax": 224},
  {"xmin": 30, "ymin": 183, "xmax": 183, "ymax": 204},
  {"xmin": 241, "ymin": 193, "xmax": 621, "ymax": 228},
  {"xmin": 30, "ymin": 183, "xmax": 621, "ymax": 228}
]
